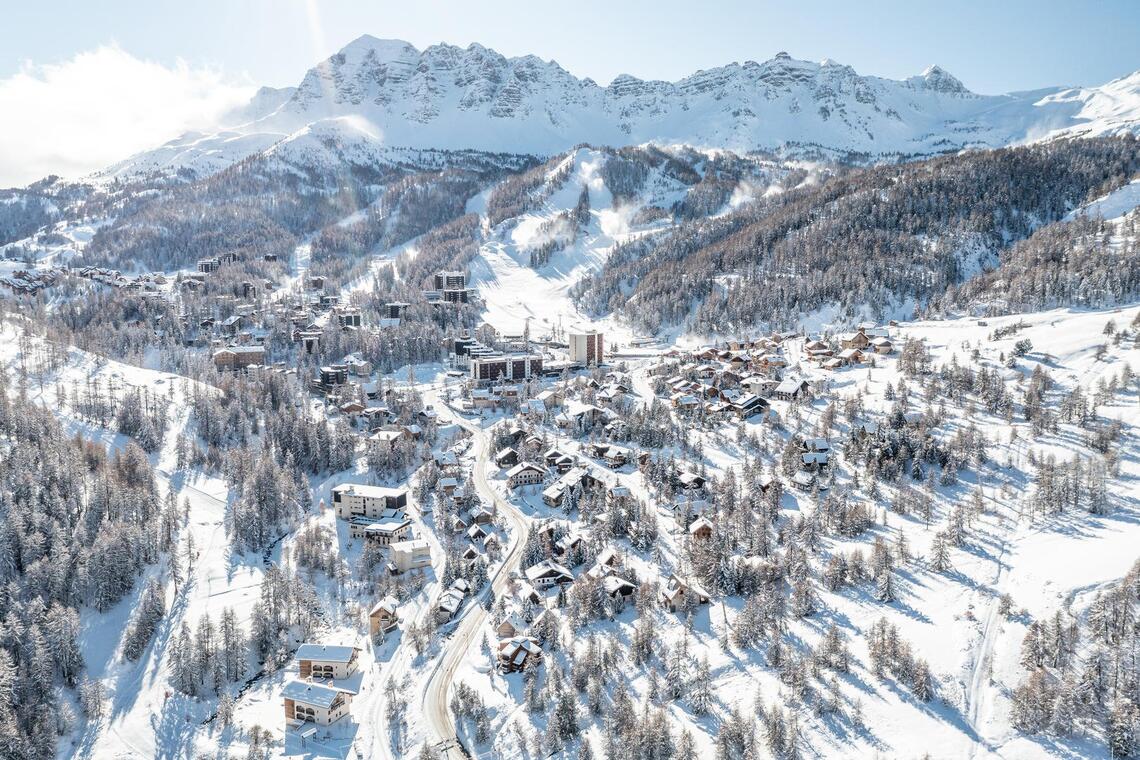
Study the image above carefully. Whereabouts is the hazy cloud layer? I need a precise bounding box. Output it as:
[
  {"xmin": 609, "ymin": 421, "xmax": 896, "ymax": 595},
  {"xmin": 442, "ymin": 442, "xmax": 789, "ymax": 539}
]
[{"xmin": 0, "ymin": 45, "xmax": 253, "ymax": 187}]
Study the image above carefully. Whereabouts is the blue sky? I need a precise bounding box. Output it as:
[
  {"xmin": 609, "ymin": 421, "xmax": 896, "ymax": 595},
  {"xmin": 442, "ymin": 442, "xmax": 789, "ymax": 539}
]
[{"xmin": 1, "ymin": 0, "xmax": 1138, "ymax": 186}]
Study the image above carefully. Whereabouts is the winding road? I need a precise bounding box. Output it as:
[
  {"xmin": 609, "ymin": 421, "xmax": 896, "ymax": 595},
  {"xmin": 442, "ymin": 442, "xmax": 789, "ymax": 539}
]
[{"xmin": 419, "ymin": 389, "xmax": 532, "ymax": 758}]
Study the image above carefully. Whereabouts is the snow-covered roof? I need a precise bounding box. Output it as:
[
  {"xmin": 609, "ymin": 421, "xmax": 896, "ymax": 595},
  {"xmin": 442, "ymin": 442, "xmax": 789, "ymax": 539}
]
[
  {"xmin": 283, "ymin": 680, "xmax": 346, "ymax": 709},
  {"xmin": 774, "ymin": 378, "xmax": 807, "ymax": 394},
  {"xmin": 295, "ymin": 643, "xmax": 358, "ymax": 663},
  {"xmin": 332, "ymin": 483, "xmax": 405, "ymax": 500},
  {"xmin": 525, "ymin": 559, "xmax": 573, "ymax": 582},
  {"xmin": 506, "ymin": 462, "xmax": 545, "ymax": 478},
  {"xmin": 370, "ymin": 597, "xmax": 398, "ymax": 616},
  {"xmin": 792, "ymin": 471, "xmax": 816, "ymax": 486}
]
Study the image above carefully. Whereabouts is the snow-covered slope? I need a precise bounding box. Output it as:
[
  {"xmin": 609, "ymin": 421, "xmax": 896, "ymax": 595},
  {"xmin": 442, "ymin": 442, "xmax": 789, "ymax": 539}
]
[
  {"xmin": 105, "ymin": 35, "xmax": 1140, "ymax": 180},
  {"xmin": 1064, "ymin": 177, "xmax": 1140, "ymax": 222}
]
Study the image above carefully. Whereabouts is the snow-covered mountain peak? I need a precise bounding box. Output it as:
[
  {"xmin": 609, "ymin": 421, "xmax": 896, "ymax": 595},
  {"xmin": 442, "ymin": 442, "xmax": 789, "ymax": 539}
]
[
  {"xmin": 341, "ymin": 34, "xmax": 414, "ymax": 54},
  {"xmin": 96, "ymin": 36, "xmax": 1140, "ymax": 181},
  {"xmin": 911, "ymin": 64, "xmax": 971, "ymax": 94}
]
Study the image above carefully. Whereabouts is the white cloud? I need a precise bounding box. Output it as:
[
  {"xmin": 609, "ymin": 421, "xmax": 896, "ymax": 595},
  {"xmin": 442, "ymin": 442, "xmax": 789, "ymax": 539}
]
[{"xmin": 0, "ymin": 45, "xmax": 255, "ymax": 187}]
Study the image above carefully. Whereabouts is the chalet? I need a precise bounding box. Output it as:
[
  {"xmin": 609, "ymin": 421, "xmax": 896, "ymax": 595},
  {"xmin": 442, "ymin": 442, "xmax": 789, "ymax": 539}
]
[
  {"xmin": 344, "ymin": 355, "xmax": 372, "ymax": 376},
  {"xmin": 801, "ymin": 451, "xmax": 830, "ymax": 471},
  {"xmin": 671, "ymin": 393, "xmax": 700, "ymax": 410},
  {"xmin": 456, "ymin": 544, "xmax": 479, "ymax": 566},
  {"xmin": 800, "ymin": 437, "xmax": 828, "ymax": 455},
  {"xmin": 730, "ymin": 393, "xmax": 768, "ymax": 419},
  {"xmin": 660, "ymin": 574, "xmax": 711, "ymax": 612},
  {"xmin": 822, "ymin": 357, "xmax": 845, "ymax": 371},
  {"xmin": 506, "ymin": 462, "xmax": 546, "ymax": 489},
  {"xmin": 871, "ymin": 337, "xmax": 894, "ymax": 354},
  {"xmin": 791, "ymin": 470, "xmax": 824, "ymax": 491},
  {"xmin": 839, "ymin": 329, "xmax": 871, "ymax": 350},
  {"xmin": 496, "ymin": 613, "xmax": 528, "ymax": 640},
  {"xmin": 470, "ymin": 389, "xmax": 495, "ymax": 409},
  {"xmin": 332, "ymin": 484, "xmax": 407, "ymax": 519},
  {"xmin": 583, "ymin": 442, "xmax": 609, "ymax": 459},
  {"xmin": 535, "ymin": 389, "xmax": 563, "ymax": 409},
  {"xmin": 339, "ymin": 401, "xmax": 366, "ymax": 418},
  {"xmin": 554, "ymin": 532, "xmax": 584, "ymax": 559},
  {"xmin": 283, "ymin": 680, "xmax": 352, "ymax": 726},
  {"xmin": 525, "ymin": 559, "xmax": 574, "ymax": 588},
  {"xmin": 495, "ymin": 447, "xmax": 520, "ymax": 468},
  {"xmin": 837, "ymin": 347, "xmax": 865, "ymax": 365},
  {"xmin": 608, "ymin": 485, "xmax": 632, "ymax": 504},
  {"xmin": 389, "ymin": 539, "xmax": 431, "ymax": 574},
  {"xmin": 543, "ymin": 447, "xmax": 575, "ymax": 472},
  {"xmin": 665, "ymin": 499, "xmax": 702, "ymax": 528},
  {"xmin": 368, "ymin": 598, "xmax": 399, "ymax": 637},
  {"xmin": 433, "ymin": 450, "xmax": 459, "ymax": 471},
  {"xmin": 296, "ymin": 644, "xmax": 360, "ymax": 680},
  {"xmin": 677, "ymin": 472, "xmax": 706, "ymax": 491},
  {"xmin": 604, "ymin": 419, "xmax": 630, "ymax": 440},
  {"xmin": 688, "ymin": 517, "xmax": 714, "ymax": 541},
  {"xmin": 597, "ymin": 386, "xmax": 623, "ymax": 406},
  {"xmin": 220, "ymin": 314, "xmax": 244, "ymax": 335},
  {"xmin": 554, "ymin": 404, "xmax": 608, "ymax": 431},
  {"xmin": 369, "ymin": 427, "xmax": 407, "ymax": 450},
  {"xmin": 542, "ymin": 467, "xmax": 601, "ymax": 508},
  {"xmin": 596, "ymin": 547, "xmax": 622, "ymax": 569},
  {"xmin": 436, "ymin": 580, "xmax": 468, "ymax": 623},
  {"xmin": 772, "ymin": 378, "xmax": 809, "ymax": 401},
  {"xmin": 348, "ymin": 515, "xmax": 411, "ymax": 546},
  {"xmin": 753, "ymin": 353, "xmax": 787, "ymax": 370},
  {"xmin": 604, "ymin": 446, "xmax": 631, "ymax": 468},
  {"xmin": 603, "ymin": 576, "xmax": 637, "ymax": 606},
  {"xmin": 497, "ymin": 636, "xmax": 542, "ymax": 673},
  {"xmin": 468, "ymin": 504, "xmax": 494, "ymax": 525},
  {"xmin": 363, "ymin": 399, "xmax": 391, "ymax": 421}
]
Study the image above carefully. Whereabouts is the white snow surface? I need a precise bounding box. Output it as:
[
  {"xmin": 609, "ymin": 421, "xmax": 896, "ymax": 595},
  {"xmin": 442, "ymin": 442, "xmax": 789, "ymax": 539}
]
[{"xmin": 1065, "ymin": 177, "xmax": 1140, "ymax": 222}]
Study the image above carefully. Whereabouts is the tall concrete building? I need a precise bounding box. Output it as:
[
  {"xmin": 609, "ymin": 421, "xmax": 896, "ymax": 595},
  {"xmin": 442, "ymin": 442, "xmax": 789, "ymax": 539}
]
[
  {"xmin": 470, "ymin": 353, "xmax": 543, "ymax": 383},
  {"xmin": 568, "ymin": 331, "xmax": 604, "ymax": 365}
]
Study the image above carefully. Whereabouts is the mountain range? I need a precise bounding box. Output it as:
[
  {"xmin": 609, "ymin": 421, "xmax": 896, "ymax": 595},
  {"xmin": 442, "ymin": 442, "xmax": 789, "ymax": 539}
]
[{"xmin": 104, "ymin": 34, "xmax": 1140, "ymax": 180}]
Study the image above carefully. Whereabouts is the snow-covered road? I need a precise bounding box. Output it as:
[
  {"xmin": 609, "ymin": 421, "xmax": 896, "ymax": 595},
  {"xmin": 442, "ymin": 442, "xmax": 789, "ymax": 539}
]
[{"xmin": 419, "ymin": 389, "xmax": 532, "ymax": 758}]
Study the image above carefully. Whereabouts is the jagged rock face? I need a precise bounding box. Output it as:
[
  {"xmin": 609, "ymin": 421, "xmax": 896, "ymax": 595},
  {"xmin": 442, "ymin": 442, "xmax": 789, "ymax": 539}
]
[{"xmin": 104, "ymin": 35, "xmax": 1140, "ymax": 180}]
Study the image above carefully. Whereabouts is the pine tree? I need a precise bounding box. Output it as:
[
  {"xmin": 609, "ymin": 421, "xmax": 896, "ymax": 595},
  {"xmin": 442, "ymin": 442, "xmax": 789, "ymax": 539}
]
[
  {"xmin": 876, "ymin": 568, "xmax": 896, "ymax": 603},
  {"xmin": 689, "ymin": 656, "xmax": 713, "ymax": 715},
  {"xmin": 930, "ymin": 532, "xmax": 952, "ymax": 573},
  {"xmin": 1109, "ymin": 700, "xmax": 1136, "ymax": 759},
  {"xmin": 912, "ymin": 659, "xmax": 933, "ymax": 701}
]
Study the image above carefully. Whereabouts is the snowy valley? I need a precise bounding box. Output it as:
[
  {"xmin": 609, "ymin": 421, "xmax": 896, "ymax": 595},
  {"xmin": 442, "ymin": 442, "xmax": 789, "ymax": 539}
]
[{"xmin": 0, "ymin": 26, "xmax": 1139, "ymax": 760}]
